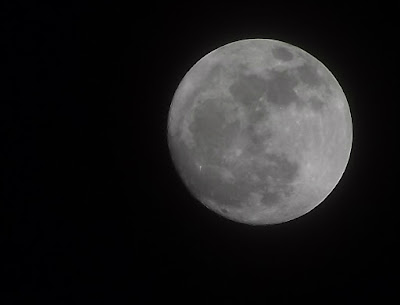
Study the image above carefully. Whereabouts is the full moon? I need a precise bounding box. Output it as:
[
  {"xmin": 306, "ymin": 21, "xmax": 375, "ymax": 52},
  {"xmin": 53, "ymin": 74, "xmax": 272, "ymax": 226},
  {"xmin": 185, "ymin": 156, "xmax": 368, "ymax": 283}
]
[{"xmin": 167, "ymin": 39, "xmax": 352, "ymax": 225}]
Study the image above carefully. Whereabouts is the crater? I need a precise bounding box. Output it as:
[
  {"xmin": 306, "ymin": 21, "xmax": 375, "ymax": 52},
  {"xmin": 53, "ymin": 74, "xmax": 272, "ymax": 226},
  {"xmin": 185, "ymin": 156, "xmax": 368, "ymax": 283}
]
[{"xmin": 271, "ymin": 46, "xmax": 294, "ymax": 61}]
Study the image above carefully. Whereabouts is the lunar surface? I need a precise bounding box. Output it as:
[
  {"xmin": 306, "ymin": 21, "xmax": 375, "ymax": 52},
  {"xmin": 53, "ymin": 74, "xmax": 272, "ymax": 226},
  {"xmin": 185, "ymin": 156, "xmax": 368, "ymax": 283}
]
[{"xmin": 167, "ymin": 39, "xmax": 352, "ymax": 225}]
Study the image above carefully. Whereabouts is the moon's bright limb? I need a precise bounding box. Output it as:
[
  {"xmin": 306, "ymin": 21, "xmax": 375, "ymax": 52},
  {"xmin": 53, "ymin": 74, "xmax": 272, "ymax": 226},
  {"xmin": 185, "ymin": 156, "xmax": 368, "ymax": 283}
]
[{"xmin": 167, "ymin": 39, "xmax": 352, "ymax": 225}]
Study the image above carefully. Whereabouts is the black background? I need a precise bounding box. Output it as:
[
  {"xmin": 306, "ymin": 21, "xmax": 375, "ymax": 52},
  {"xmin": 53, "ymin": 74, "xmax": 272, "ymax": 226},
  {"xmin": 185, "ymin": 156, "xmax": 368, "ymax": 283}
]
[{"xmin": 1, "ymin": 2, "xmax": 397, "ymax": 304}]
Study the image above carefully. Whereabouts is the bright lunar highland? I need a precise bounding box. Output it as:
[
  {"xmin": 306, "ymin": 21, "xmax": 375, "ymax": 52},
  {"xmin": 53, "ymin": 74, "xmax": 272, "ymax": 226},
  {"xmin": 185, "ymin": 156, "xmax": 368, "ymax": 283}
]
[{"xmin": 167, "ymin": 39, "xmax": 352, "ymax": 225}]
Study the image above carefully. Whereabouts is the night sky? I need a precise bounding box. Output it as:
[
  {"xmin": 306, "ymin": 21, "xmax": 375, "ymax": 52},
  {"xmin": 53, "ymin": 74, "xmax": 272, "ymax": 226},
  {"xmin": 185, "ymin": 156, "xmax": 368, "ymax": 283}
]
[{"xmin": 1, "ymin": 2, "xmax": 397, "ymax": 303}]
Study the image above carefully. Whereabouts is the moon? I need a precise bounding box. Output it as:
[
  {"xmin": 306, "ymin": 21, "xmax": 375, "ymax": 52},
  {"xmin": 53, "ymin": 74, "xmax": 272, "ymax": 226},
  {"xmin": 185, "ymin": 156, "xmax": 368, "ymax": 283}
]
[{"xmin": 167, "ymin": 39, "xmax": 352, "ymax": 225}]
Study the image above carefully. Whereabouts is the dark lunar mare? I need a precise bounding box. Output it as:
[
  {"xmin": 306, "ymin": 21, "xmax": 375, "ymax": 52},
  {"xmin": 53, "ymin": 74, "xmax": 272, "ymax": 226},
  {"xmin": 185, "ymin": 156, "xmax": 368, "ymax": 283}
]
[
  {"xmin": 308, "ymin": 96, "xmax": 325, "ymax": 112},
  {"xmin": 229, "ymin": 74, "xmax": 267, "ymax": 106},
  {"xmin": 264, "ymin": 70, "xmax": 299, "ymax": 108},
  {"xmin": 296, "ymin": 61, "xmax": 322, "ymax": 87},
  {"xmin": 229, "ymin": 70, "xmax": 300, "ymax": 109},
  {"xmin": 271, "ymin": 46, "xmax": 294, "ymax": 61},
  {"xmin": 189, "ymin": 97, "xmax": 241, "ymax": 163}
]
